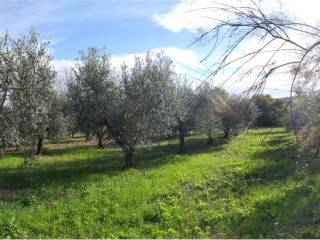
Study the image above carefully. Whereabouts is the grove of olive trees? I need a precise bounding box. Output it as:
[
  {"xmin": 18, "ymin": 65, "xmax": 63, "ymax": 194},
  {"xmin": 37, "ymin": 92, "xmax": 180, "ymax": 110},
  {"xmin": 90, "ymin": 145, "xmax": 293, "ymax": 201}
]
[{"xmin": 0, "ymin": 28, "xmax": 260, "ymax": 168}]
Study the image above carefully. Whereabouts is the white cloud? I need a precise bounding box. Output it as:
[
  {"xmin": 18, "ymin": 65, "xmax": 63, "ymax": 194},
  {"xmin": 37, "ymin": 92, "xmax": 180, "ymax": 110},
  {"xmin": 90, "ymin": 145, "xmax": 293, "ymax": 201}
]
[
  {"xmin": 113, "ymin": 47, "xmax": 203, "ymax": 74},
  {"xmin": 153, "ymin": 0, "xmax": 320, "ymax": 97},
  {"xmin": 153, "ymin": 0, "xmax": 320, "ymax": 33},
  {"xmin": 52, "ymin": 59, "xmax": 75, "ymax": 89},
  {"xmin": 153, "ymin": 0, "xmax": 215, "ymax": 32},
  {"xmin": 52, "ymin": 59, "xmax": 75, "ymax": 77},
  {"xmin": 214, "ymin": 71, "xmax": 292, "ymax": 98},
  {"xmin": 52, "ymin": 47, "xmax": 203, "ymax": 88},
  {"xmin": 52, "ymin": 46, "xmax": 293, "ymax": 97}
]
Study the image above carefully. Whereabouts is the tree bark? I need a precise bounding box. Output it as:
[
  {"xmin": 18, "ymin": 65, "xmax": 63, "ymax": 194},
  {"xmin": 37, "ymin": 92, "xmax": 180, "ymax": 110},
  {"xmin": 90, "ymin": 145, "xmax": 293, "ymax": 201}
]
[
  {"xmin": 97, "ymin": 134, "xmax": 104, "ymax": 148},
  {"xmin": 124, "ymin": 147, "xmax": 135, "ymax": 169},
  {"xmin": 178, "ymin": 120, "xmax": 185, "ymax": 153},
  {"xmin": 208, "ymin": 129, "xmax": 214, "ymax": 145},
  {"xmin": 36, "ymin": 136, "xmax": 44, "ymax": 155}
]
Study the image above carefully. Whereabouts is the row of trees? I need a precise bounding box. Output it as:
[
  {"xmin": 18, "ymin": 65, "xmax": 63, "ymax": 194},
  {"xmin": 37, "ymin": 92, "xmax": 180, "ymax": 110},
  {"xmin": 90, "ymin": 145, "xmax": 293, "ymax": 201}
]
[
  {"xmin": 65, "ymin": 48, "xmax": 258, "ymax": 168},
  {"xmin": 0, "ymin": 29, "xmax": 258, "ymax": 168}
]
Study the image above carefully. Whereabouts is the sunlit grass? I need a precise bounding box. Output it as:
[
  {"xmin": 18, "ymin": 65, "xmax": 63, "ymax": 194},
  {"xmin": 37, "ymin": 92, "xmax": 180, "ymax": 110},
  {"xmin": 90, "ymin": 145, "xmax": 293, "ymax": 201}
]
[{"xmin": 0, "ymin": 128, "xmax": 319, "ymax": 238}]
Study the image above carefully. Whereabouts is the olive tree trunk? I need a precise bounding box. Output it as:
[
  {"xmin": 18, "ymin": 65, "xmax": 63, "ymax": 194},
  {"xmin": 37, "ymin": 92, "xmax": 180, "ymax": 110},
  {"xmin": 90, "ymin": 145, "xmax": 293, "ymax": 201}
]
[
  {"xmin": 97, "ymin": 134, "xmax": 104, "ymax": 148},
  {"xmin": 124, "ymin": 147, "xmax": 135, "ymax": 169},
  {"xmin": 36, "ymin": 136, "xmax": 44, "ymax": 155},
  {"xmin": 223, "ymin": 127, "xmax": 230, "ymax": 139},
  {"xmin": 208, "ymin": 128, "xmax": 214, "ymax": 145},
  {"xmin": 178, "ymin": 120, "xmax": 185, "ymax": 153}
]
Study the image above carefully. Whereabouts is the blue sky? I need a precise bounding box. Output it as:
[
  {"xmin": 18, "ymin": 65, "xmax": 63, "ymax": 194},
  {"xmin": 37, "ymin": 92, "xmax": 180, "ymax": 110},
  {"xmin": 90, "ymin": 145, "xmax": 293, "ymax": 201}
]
[
  {"xmin": 0, "ymin": 0, "xmax": 193, "ymax": 58},
  {"xmin": 0, "ymin": 0, "xmax": 210, "ymax": 90},
  {"xmin": 2, "ymin": 0, "xmax": 316, "ymax": 97}
]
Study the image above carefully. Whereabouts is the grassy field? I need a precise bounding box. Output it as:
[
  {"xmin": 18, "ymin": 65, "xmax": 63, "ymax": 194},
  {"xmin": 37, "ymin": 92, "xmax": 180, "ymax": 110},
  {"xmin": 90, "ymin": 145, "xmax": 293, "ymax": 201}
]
[{"xmin": 0, "ymin": 128, "xmax": 320, "ymax": 238}]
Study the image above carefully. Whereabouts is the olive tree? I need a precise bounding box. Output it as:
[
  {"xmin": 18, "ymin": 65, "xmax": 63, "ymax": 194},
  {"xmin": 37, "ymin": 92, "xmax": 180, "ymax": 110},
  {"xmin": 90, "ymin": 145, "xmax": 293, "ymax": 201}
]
[
  {"xmin": 298, "ymin": 95, "xmax": 320, "ymax": 161},
  {"xmin": 172, "ymin": 77, "xmax": 195, "ymax": 152},
  {"xmin": 59, "ymin": 91, "xmax": 78, "ymax": 138},
  {"xmin": 0, "ymin": 31, "xmax": 13, "ymax": 113},
  {"xmin": 47, "ymin": 92, "xmax": 67, "ymax": 143},
  {"xmin": 0, "ymin": 31, "xmax": 16, "ymax": 155},
  {"xmin": 10, "ymin": 29, "xmax": 56, "ymax": 155},
  {"xmin": 194, "ymin": 83, "xmax": 226, "ymax": 144},
  {"xmin": 0, "ymin": 107, "xmax": 19, "ymax": 157},
  {"xmin": 67, "ymin": 47, "xmax": 112, "ymax": 148},
  {"xmin": 102, "ymin": 52, "xmax": 175, "ymax": 168},
  {"xmin": 283, "ymin": 92, "xmax": 320, "ymax": 162}
]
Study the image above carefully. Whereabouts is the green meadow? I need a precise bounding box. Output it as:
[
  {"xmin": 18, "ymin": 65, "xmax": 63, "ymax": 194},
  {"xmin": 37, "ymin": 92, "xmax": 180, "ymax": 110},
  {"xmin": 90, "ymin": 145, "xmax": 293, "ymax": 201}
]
[{"xmin": 0, "ymin": 128, "xmax": 319, "ymax": 238}]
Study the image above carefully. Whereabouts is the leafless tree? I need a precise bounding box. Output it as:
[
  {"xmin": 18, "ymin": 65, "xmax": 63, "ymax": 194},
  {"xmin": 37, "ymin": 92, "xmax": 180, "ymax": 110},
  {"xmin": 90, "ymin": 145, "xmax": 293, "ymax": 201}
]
[{"xmin": 193, "ymin": 0, "xmax": 320, "ymax": 145}]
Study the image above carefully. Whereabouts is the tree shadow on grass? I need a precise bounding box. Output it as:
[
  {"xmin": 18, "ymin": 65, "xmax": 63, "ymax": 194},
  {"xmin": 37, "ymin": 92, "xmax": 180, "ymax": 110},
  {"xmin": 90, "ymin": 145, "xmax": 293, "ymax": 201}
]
[
  {"xmin": 226, "ymin": 181, "xmax": 319, "ymax": 238},
  {"xmin": 43, "ymin": 143, "xmax": 118, "ymax": 156},
  {"xmin": 245, "ymin": 133, "xmax": 298, "ymax": 184},
  {"xmin": 0, "ymin": 136, "xmax": 228, "ymax": 195},
  {"xmin": 136, "ymin": 136, "xmax": 229, "ymax": 168},
  {"xmin": 199, "ymin": 132, "xmax": 318, "ymax": 238},
  {"xmin": 0, "ymin": 150, "xmax": 123, "ymax": 192}
]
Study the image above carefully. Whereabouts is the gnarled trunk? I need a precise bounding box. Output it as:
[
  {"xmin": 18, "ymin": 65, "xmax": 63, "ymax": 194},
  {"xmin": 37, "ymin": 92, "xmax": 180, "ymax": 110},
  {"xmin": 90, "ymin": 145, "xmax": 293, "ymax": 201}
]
[
  {"xmin": 36, "ymin": 136, "xmax": 44, "ymax": 155},
  {"xmin": 178, "ymin": 120, "xmax": 185, "ymax": 153},
  {"xmin": 124, "ymin": 147, "xmax": 135, "ymax": 169},
  {"xmin": 97, "ymin": 134, "xmax": 104, "ymax": 148}
]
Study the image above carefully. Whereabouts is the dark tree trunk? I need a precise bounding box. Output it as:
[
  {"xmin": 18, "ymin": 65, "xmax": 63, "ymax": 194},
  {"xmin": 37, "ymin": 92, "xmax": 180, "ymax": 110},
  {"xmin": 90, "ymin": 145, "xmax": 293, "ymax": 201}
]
[
  {"xmin": 208, "ymin": 129, "xmax": 214, "ymax": 145},
  {"xmin": 85, "ymin": 134, "xmax": 90, "ymax": 141},
  {"xmin": 223, "ymin": 128, "xmax": 230, "ymax": 139},
  {"xmin": 97, "ymin": 134, "xmax": 104, "ymax": 148},
  {"xmin": 36, "ymin": 136, "xmax": 44, "ymax": 155},
  {"xmin": 0, "ymin": 149, "xmax": 4, "ymax": 159},
  {"xmin": 124, "ymin": 147, "xmax": 135, "ymax": 169},
  {"xmin": 178, "ymin": 120, "xmax": 185, "ymax": 153}
]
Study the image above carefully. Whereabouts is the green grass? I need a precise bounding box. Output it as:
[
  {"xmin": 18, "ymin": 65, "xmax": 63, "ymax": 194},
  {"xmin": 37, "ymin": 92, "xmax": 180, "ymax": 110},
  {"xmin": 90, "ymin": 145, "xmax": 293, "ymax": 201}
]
[{"xmin": 0, "ymin": 128, "xmax": 320, "ymax": 238}]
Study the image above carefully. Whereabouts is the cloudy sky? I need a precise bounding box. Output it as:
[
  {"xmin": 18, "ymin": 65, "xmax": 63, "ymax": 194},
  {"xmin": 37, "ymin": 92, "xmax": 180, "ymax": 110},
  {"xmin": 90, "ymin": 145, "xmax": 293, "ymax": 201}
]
[{"xmin": 1, "ymin": 0, "xmax": 320, "ymax": 97}]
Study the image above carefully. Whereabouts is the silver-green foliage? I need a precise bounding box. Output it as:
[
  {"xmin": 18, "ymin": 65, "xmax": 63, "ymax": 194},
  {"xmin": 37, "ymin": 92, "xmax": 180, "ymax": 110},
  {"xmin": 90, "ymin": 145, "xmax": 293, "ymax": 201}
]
[
  {"xmin": 194, "ymin": 83, "xmax": 226, "ymax": 140},
  {"xmin": 104, "ymin": 52, "xmax": 175, "ymax": 167},
  {"xmin": 67, "ymin": 49, "xmax": 175, "ymax": 166},
  {"xmin": 172, "ymin": 77, "xmax": 196, "ymax": 151},
  {"xmin": 0, "ymin": 32, "xmax": 17, "ymax": 150},
  {"xmin": 67, "ymin": 47, "xmax": 113, "ymax": 145},
  {"xmin": 173, "ymin": 77, "xmax": 195, "ymax": 126},
  {"xmin": 10, "ymin": 29, "xmax": 56, "ymax": 147}
]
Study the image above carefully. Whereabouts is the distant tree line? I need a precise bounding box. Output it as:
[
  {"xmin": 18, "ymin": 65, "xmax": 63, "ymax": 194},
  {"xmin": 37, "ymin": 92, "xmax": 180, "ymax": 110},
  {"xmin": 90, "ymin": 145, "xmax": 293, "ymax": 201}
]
[{"xmin": 254, "ymin": 95, "xmax": 286, "ymax": 127}]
